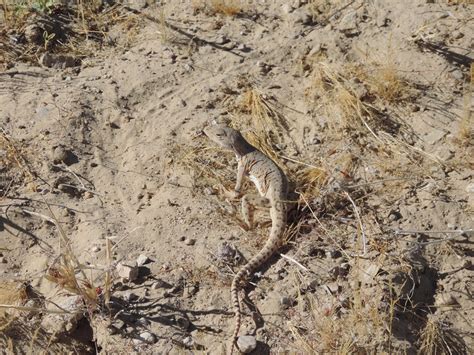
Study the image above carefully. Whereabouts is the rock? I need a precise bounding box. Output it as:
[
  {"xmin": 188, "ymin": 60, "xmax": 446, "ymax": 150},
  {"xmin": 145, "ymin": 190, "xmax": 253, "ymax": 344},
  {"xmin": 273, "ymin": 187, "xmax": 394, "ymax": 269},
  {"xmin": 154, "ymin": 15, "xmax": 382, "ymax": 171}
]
[
  {"xmin": 237, "ymin": 335, "xmax": 257, "ymax": 353},
  {"xmin": 151, "ymin": 279, "xmax": 171, "ymax": 289},
  {"xmin": 136, "ymin": 254, "xmax": 150, "ymax": 266},
  {"xmin": 123, "ymin": 291, "xmax": 138, "ymax": 302},
  {"xmin": 24, "ymin": 24, "xmax": 43, "ymax": 45},
  {"xmin": 281, "ymin": 4, "xmax": 294, "ymax": 14},
  {"xmin": 117, "ymin": 262, "xmax": 139, "ymax": 282},
  {"xmin": 40, "ymin": 52, "xmax": 81, "ymax": 69},
  {"xmin": 203, "ymin": 187, "xmax": 215, "ymax": 195},
  {"xmin": 237, "ymin": 43, "xmax": 251, "ymax": 52},
  {"xmin": 338, "ymin": 11, "xmax": 359, "ymax": 35},
  {"xmin": 40, "ymin": 295, "xmax": 84, "ymax": 335},
  {"xmin": 184, "ymin": 238, "xmax": 196, "ymax": 246},
  {"xmin": 52, "ymin": 146, "xmax": 77, "ymax": 165},
  {"xmin": 0, "ymin": 257, "xmax": 6, "ymax": 264},
  {"xmin": 435, "ymin": 146, "xmax": 454, "ymax": 161},
  {"xmin": 128, "ymin": 0, "xmax": 148, "ymax": 10},
  {"xmin": 91, "ymin": 246, "xmax": 100, "ymax": 253},
  {"xmin": 280, "ymin": 296, "xmax": 296, "ymax": 308},
  {"xmin": 290, "ymin": 9, "xmax": 312, "ymax": 25},
  {"xmin": 175, "ymin": 315, "xmax": 190, "ymax": 330},
  {"xmin": 326, "ymin": 249, "xmax": 342, "ymax": 259},
  {"xmin": 183, "ymin": 336, "xmax": 194, "ymax": 348},
  {"xmin": 452, "ymin": 30, "xmax": 464, "ymax": 39},
  {"xmin": 215, "ymin": 35, "xmax": 230, "ymax": 45},
  {"xmin": 136, "ymin": 317, "xmax": 151, "ymax": 326},
  {"xmin": 466, "ymin": 183, "xmax": 474, "ymax": 193}
]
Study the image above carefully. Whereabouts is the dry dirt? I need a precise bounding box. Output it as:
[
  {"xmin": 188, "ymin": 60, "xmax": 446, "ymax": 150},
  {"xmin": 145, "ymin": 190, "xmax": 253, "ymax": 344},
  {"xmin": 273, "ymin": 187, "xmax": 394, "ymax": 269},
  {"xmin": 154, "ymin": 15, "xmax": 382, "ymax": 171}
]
[{"xmin": 0, "ymin": 0, "xmax": 473, "ymax": 354}]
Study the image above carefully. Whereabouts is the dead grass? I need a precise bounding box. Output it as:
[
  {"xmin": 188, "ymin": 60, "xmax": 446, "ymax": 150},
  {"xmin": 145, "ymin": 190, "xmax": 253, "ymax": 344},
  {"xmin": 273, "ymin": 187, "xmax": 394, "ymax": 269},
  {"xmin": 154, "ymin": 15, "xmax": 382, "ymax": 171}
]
[
  {"xmin": 455, "ymin": 69, "xmax": 473, "ymax": 146},
  {"xmin": 193, "ymin": 0, "xmax": 243, "ymax": 16},
  {"xmin": 0, "ymin": 129, "xmax": 37, "ymax": 194},
  {"xmin": 288, "ymin": 272, "xmax": 393, "ymax": 353},
  {"xmin": 0, "ymin": 1, "xmax": 141, "ymax": 69},
  {"xmin": 418, "ymin": 317, "xmax": 466, "ymax": 355}
]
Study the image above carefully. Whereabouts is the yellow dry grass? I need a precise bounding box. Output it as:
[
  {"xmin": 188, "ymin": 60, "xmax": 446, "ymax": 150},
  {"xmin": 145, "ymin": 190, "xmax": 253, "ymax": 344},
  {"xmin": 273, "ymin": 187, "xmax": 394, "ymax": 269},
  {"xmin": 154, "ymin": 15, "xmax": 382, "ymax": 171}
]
[
  {"xmin": 418, "ymin": 317, "xmax": 465, "ymax": 355},
  {"xmin": 193, "ymin": 0, "xmax": 243, "ymax": 16},
  {"xmin": 0, "ymin": 1, "xmax": 141, "ymax": 69},
  {"xmin": 288, "ymin": 271, "xmax": 393, "ymax": 353},
  {"xmin": 0, "ymin": 129, "xmax": 36, "ymax": 193}
]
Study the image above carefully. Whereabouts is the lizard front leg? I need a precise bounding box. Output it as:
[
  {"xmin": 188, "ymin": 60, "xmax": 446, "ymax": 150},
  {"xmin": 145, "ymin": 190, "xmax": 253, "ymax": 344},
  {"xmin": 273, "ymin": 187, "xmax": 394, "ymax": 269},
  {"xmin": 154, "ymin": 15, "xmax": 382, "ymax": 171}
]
[{"xmin": 222, "ymin": 158, "xmax": 246, "ymax": 200}]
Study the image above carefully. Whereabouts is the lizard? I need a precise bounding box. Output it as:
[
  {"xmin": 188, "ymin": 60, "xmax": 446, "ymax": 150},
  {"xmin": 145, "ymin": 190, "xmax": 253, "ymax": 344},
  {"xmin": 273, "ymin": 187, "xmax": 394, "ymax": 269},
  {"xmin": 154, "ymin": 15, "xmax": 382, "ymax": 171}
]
[{"xmin": 203, "ymin": 124, "xmax": 288, "ymax": 354}]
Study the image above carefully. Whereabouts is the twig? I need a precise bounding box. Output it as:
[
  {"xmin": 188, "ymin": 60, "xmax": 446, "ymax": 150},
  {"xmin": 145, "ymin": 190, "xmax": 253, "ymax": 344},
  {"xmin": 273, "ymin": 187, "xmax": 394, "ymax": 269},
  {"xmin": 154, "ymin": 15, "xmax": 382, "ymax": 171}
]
[
  {"xmin": 344, "ymin": 191, "xmax": 367, "ymax": 255},
  {"xmin": 279, "ymin": 155, "xmax": 326, "ymax": 171},
  {"xmin": 62, "ymin": 165, "xmax": 86, "ymax": 189},
  {"xmin": 0, "ymin": 304, "xmax": 71, "ymax": 314},
  {"xmin": 22, "ymin": 209, "xmax": 57, "ymax": 225},
  {"xmin": 279, "ymin": 253, "xmax": 310, "ymax": 272},
  {"xmin": 394, "ymin": 229, "xmax": 472, "ymax": 235}
]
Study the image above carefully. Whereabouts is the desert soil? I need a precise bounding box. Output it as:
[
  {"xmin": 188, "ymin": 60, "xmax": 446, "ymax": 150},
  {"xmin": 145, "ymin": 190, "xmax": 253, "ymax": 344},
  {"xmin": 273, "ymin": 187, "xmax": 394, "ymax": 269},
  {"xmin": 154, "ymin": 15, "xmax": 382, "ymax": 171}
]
[{"xmin": 0, "ymin": 0, "xmax": 473, "ymax": 354}]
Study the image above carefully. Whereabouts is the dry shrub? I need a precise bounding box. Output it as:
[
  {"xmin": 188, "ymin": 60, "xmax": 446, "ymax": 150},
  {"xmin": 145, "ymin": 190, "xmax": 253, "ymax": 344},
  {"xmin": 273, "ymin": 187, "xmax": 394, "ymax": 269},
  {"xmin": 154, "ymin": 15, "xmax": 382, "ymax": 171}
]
[
  {"xmin": 0, "ymin": 282, "xmax": 28, "ymax": 310},
  {"xmin": 288, "ymin": 275, "xmax": 392, "ymax": 353},
  {"xmin": 0, "ymin": 1, "xmax": 141, "ymax": 69},
  {"xmin": 307, "ymin": 0, "xmax": 346, "ymax": 25},
  {"xmin": 211, "ymin": 0, "xmax": 242, "ymax": 16},
  {"xmin": 193, "ymin": 0, "xmax": 243, "ymax": 16},
  {"xmin": 418, "ymin": 318, "xmax": 467, "ymax": 355},
  {"xmin": 0, "ymin": 129, "xmax": 36, "ymax": 194}
]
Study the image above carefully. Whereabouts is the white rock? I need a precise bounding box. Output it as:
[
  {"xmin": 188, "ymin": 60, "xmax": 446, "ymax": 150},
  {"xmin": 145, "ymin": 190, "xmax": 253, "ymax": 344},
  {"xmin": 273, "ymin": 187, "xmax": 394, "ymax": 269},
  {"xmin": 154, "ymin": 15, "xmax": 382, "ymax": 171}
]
[
  {"xmin": 117, "ymin": 262, "xmax": 139, "ymax": 282},
  {"xmin": 136, "ymin": 254, "xmax": 149, "ymax": 266},
  {"xmin": 184, "ymin": 238, "xmax": 196, "ymax": 246},
  {"xmin": 183, "ymin": 336, "xmax": 194, "ymax": 348},
  {"xmin": 237, "ymin": 335, "xmax": 257, "ymax": 353},
  {"xmin": 139, "ymin": 331, "xmax": 156, "ymax": 344}
]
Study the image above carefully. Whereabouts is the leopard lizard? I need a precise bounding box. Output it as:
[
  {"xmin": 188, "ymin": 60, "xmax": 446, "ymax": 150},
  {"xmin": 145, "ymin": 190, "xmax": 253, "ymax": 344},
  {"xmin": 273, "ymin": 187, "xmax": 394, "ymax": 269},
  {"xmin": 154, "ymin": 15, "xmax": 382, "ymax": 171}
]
[{"xmin": 204, "ymin": 124, "xmax": 288, "ymax": 354}]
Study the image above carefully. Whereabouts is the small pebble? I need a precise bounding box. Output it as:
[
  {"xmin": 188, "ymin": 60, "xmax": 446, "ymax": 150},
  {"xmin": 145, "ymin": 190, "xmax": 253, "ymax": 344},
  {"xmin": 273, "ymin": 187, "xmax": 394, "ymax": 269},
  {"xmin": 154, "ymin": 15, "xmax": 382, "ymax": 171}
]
[
  {"xmin": 280, "ymin": 296, "xmax": 296, "ymax": 308},
  {"xmin": 176, "ymin": 316, "xmax": 190, "ymax": 330},
  {"xmin": 184, "ymin": 238, "xmax": 196, "ymax": 246},
  {"xmin": 136, "ymin": 317, "xmax": 151, "ymax": 327},
  {"xmin": 237, "ymin": 335, "xmax": 257, "ymax": 353},
  {"xmin": 123, "ymin": 291, "xmax": 138, "ymax": 302},
  {"xmin": 136, "ymin": 254, "xmax": 149, "ymax": 266},
  {"xmin": 183, "ymin": 336, "xmax": 194, "ymax": 348},
  {"xmin": 139, "ymin": 331, "xmax": 156, "ymax": 344}
]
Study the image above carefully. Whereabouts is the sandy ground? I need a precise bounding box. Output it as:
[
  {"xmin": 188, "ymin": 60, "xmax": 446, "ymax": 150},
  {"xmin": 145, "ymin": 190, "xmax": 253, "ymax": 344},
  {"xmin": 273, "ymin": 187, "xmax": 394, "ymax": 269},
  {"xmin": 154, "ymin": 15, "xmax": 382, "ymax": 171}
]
[{"xmin": 1, "ymin": 0, "xmax": 473, "ymax": 353}]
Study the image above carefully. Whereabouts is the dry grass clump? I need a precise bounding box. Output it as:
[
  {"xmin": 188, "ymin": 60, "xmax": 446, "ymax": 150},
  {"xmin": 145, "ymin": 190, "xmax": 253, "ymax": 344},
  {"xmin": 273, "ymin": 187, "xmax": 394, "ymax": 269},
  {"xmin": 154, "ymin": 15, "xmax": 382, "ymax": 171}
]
[
  {"xmin": 0, "ymin": 282, "xmax": 28, "ymax": 310},
  {"xmin": 289, "ymin": 277, "xmax": 392, "ymax": 353},
  {"xmin": 455, "ymin": 75, "xmax": 473, "ymax": 146},
  {"xmin": 307, "ymin": 60, "xmax": 412, "ymax": 136},
  {"xmin": 0, "ymin": 129, "xmax": 36, "ymax": 194},
  {"xmin": 418, "ymin": 318, "xmax": 466, "ymax": 355},
  {"xmin": 177, "ymin": 141, "xmax": 236, "ymax": 192},
  {"xmin": 0, "ymin": 1, "xmax": 140, "ymax": 69},
  {"xmin": 193, "ymin": 0, "xmax": 243, "ymax": 16}
]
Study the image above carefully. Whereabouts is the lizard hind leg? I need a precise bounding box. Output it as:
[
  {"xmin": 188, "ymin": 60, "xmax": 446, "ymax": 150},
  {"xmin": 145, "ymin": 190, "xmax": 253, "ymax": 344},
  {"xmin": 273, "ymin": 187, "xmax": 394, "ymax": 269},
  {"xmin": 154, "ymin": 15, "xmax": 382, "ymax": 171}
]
[{"xmin": 241, "ymin": 194, "xmax": 270, "ymax": 230}]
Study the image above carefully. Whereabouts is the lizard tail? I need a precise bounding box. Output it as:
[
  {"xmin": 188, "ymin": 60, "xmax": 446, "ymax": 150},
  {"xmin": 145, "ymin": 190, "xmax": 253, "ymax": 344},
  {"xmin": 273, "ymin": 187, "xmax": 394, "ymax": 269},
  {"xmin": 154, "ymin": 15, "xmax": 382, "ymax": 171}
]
[
  {"xmin": 230, "ymin": 273, "xmax": 243, "ymax": 354},
  {"xmin": 229, "ymin": 218, "xmax": 284, "ymax": 353}
]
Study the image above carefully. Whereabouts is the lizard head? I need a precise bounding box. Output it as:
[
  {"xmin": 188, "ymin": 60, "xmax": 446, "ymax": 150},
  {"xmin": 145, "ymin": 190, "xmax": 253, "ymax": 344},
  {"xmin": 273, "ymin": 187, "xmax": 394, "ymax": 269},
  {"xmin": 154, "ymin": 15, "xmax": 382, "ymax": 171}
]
[{"xmin": 203, "ymin": 124, "xmax": 242, "ymax": 150}]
